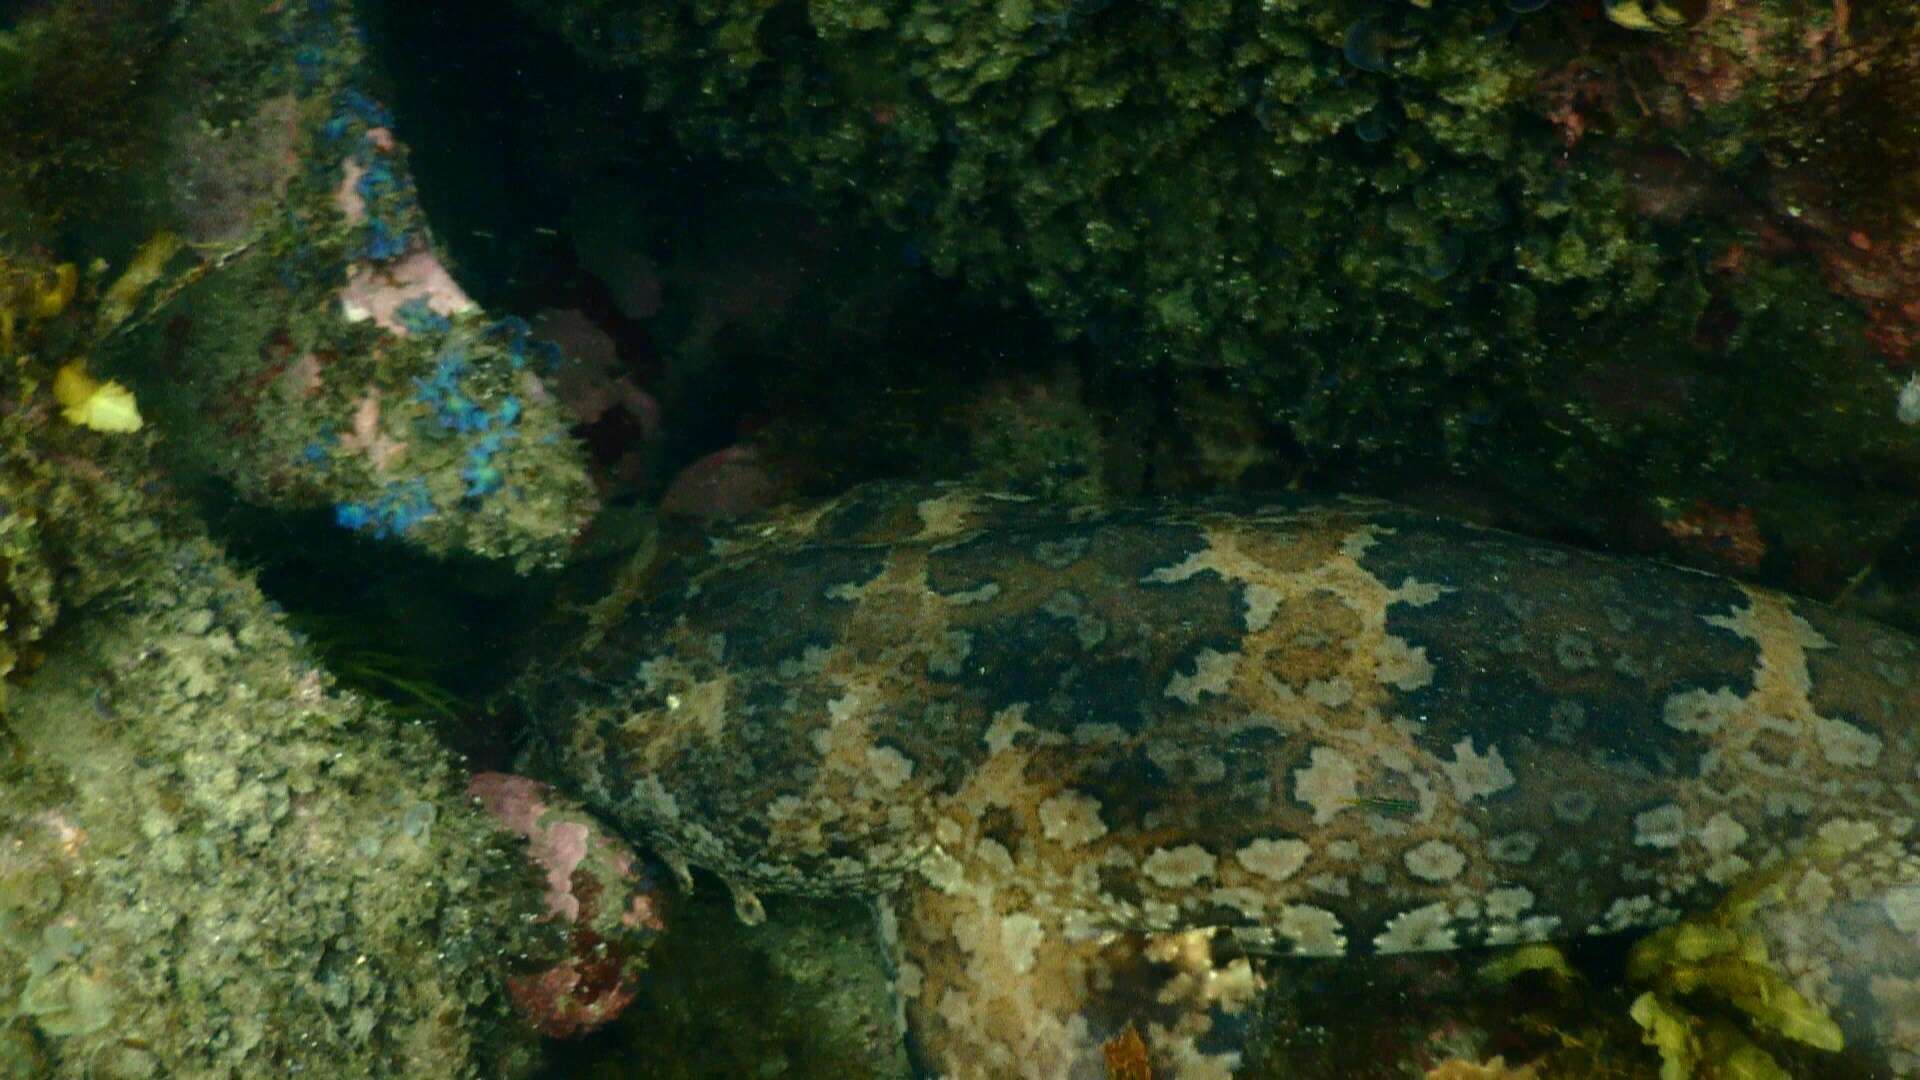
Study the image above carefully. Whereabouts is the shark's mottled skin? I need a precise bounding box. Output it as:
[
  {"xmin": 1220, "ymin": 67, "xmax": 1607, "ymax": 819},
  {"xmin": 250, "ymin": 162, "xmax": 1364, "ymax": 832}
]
[{"xmin": 528, "ymin": 484, "xmax": 1920, "ymax": 1077}]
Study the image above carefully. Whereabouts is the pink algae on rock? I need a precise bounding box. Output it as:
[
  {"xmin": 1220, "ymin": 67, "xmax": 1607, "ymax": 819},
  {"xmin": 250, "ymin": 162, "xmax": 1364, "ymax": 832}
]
[
  {"xmin": 336, "ymin": 248, "xmax": 477, "ymax": 335},
  {"xmin": 468, "ymin": 772, "xmax": 667, "ymax": 1038}
]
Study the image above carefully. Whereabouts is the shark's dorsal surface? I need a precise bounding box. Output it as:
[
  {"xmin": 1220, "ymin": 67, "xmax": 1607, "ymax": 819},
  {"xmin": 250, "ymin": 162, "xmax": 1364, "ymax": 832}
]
[{"xmin": 530, "ymin": 484, "xmax": 1920, "ymax": 1077}]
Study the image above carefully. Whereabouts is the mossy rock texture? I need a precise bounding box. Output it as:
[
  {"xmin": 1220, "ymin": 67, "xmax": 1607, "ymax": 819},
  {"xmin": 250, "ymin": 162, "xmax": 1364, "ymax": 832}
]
[
  {"xmin": 0, "ymin": 398, "xmax": 558, "ymax": 1078},
  {"xmin": 507, "ymin": 0, "xmax": 1920, "ymax": 586}
]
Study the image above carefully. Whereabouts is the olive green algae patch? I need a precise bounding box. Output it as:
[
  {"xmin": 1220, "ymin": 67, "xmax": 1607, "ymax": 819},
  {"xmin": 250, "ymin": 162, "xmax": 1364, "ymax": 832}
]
[
  {"xmin": 538, "ymin": 886, "xmax": 910, "ymax": 1080},
  {"xmin": 0, "ymin": 410, "xmax": 558, "ymax": 1077},
  {"xmin": 1, "ymin": 547, "xmax": 555, "ymax": 1077},
  {"xmin": 7, "ymin": 0, "xmax": 598, "ymax": 570},
  {"xmin": 504, "ymin": 0, "xmax": 1920, "ymax": 587}
]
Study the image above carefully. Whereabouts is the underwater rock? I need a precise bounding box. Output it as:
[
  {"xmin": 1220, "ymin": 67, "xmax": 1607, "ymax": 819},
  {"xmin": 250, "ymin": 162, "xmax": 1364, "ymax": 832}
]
[
  {"xmin": 469, "ymin": 772, "xmax": 668, "ymax": 1039},
  {"xmin": 1627, "ymin": 826, "xmax": 1920, "ymax": 1077},
  {"xmin": 539, "ymin": 887, "xmax": 914, "ymax": 1079},
  {"xmin": 64, "ymin": 0, "xmax": 599, "ymax": 569},
  {"xmin": 660, "ymin": 445, "xmax": 789, "ymax": 523},
  {"xmin": 0, "ymin": 399, "xmax": 559, "ymax": 1077},
  {"xmin": 525, "ymin": 482, "xmax": 1920, "ymax": 1077},
  {"xmin": 504, "ymin": 0, "xmax": 1920, "ymax": 592}
]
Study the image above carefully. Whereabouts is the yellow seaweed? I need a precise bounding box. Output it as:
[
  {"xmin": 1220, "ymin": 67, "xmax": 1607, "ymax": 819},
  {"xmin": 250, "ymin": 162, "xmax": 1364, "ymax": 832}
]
[
  {"xmin": 0, "ymin": 255, "xmax": 76, "ymax": 357},
  {"xmin": 53, "ymin": 360, "xmax": 143, "ymax": 433},
  {"xmin": 96, "ymin": 231, "xmax": 182, "ymax": 334},
  {"xmin": 1624, "ymin": 856, "xmax": 1845, "ymax": 1079}
]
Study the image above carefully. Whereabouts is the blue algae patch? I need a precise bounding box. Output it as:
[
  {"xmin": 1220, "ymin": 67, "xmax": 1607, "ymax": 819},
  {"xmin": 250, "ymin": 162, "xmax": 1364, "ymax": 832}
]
[
  {"xmin": 458, "ymin": 398, "xmax": 522, "ymax": 498},
  {"xmin": 355, "ymin": 158, "xmax": 402, "ymax": 201},
  {"xmin": 531, "ymin": 339, "xmax": 563, "ymax": 372},
  {"xmin": 396, "ymin": 296, "xmax": 453, "ymax": 335},
  {"xmin": 338, "ymin": 87, "xmax": 393, "ymax": 127},
  {"xmin": 414, "ymin": 348, "xmax": 526, "ymax": 488},
  {"xmin": 484, "ymin": 315, "xmax": 560, "ymax": 371},
  {"xmin": 484, "ymin": 316, "xmax": 565, "ymax": 373},
  {"xmin": 487, "ymin": 315, "xmax": 532, "ymax": 340},
  {"xmin": 362, "ymin": 220, "xmax": 409, "ymax": 262},
  {"xmin": 300, "ymin": 436, "xmax": 334, "ymax": 466},
  {"xmin": 346, "ymin": 152, "xmax": 421, "ymax": 262},
  {"xmin": 321, "ymin": 89, "xmax": 393, "ymax": 143},
  {"xmin": 293, "ymin": 45, "xmax": 328, "ymax": 88},
  {"xmin": 485, "ymin": 316, "xmax": 532, "ymax": 369},
  {"xmin": 462, "ymin": 434, "xmax": 508, "ymax": 498},
  {"xmin": 335, "ymin": 480, "xmax": 435, "ymax": 538},
  {"xmin": 414, "ymin": 352, "xmax": 487, "ymax": 432}
]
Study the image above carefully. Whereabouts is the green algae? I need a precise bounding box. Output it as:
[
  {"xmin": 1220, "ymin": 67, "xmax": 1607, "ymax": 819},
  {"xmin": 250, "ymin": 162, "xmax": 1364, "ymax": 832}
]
[
  {"xmin": 1, "ymin": 339, "xmax": 560, "ymax": 1078},
  {"xmin": 0, "ymin": 1, "xmax": 172, "ymax": 245},
  {"xmin": 3, "ymin": 1, "xmax": 1918, "ymax": 1076},
  {"xmin": 507, "ymin": 0, "xmax": 1920, "ymax": 594},
  {"xmin": 537, "ymin": 885, "xmax": 909, "ymax": 1080}
]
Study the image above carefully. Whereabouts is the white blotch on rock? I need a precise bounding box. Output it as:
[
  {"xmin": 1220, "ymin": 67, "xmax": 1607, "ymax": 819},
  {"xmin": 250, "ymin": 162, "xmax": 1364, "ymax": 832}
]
[
  {"xmin": 1634, "ymin": 804, "xmax": 1688, "ymax": 849},
  {"xmin": 1662, "ymin": 687, "xmax": 1744, "ymax": 735},
  {"xmin": 1898, "ymin": 375, "xmax": 1920, "ymax": 425},
  {"xmin": 1165, "ymin": 647, "xmax": 1238, "ymax": 704},
  {"xmin": 1697, "ymin": 811, "xmax": 1749, "ymax": 855},
  {"xmin": 1813, "ymin": 715, "xmax": 1883, "ymax": 768},
  {"xmin": 865, "ymin": 745, "xmax": 914, "ymax": 790},
  {"xmin": 1278, "ymin": 904, "xmax": 1347, "ymax": 957},
  {"xmin": 1000, "ymin": 913, "xmax": 1045, "ymax": 974}
]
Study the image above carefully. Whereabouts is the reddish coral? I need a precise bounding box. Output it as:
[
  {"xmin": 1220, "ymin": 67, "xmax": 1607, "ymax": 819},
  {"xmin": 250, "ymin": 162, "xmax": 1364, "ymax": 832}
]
[
  {"xmin": 505, "ymin": 962, "xmax": 638, "ymax": 1041},
  {"xmin": 1534, "ymin": 1, "xmax": 1920, "ymax": 365},
  {"xmin": 1814, "ymin": 230, "xmax": 1920, "ymax": 365},
  {"xmin": 1533, "ymin": 59, "xmax": 1619, "ymax": 151}
]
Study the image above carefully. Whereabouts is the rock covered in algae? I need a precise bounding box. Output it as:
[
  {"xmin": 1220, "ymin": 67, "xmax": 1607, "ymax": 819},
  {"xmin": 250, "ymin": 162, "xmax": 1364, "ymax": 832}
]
[
  {"xmin": 523, "ymin": 481, "xmax": 1920, "ymax": 1077},
  {"xmin": 1625, "ymin": 825, "xmax": 1920, "ymax": 1078},
  {"xmin": 0, "ymin": 365, "xmax": 561, "ymax": 1076},
  {"xmin": 468, "ymin": 771, "xmax": 669, "ymax": 1039},
  {"xmin": 2, "ymin": 0, "xmax": 597, "ymax": 570},
  {"xmin": 502, "ymin": 0, "xmax": 1920, "ymax": 593},
  {"xmin": 538, "ymin": 887, "xmax": 914, "ymax": 1080}
]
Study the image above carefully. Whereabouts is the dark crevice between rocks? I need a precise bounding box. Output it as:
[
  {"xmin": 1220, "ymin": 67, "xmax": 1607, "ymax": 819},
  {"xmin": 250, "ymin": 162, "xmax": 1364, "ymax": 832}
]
[{"xmin": 359, "ymin": 0, "xmax": 1099, "ymax": 510}]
